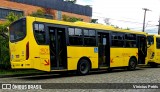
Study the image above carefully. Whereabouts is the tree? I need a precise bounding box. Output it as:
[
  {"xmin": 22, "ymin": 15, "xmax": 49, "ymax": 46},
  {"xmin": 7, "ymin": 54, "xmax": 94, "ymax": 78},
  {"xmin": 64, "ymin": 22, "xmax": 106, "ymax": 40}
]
[
  {"xmin": 64, "ymin": 0, "xmax": 77, "ymax": 4},
  {"xmin": 0, "ymin": 12, "xmax": 22, "ymax": 39},
  {"xmin": 91, "ymin": 19, "xmax": 98, "ymax": 23},
  {"xmin": 29, "ymin": 9, "xmax": 53, "ymax": 19},
  {"xmin": 0, "ymin": 12, "xmax": 22, "ymax": 69},
  {"xmin": 104, "ymin": 18, "xmax": 110, "ymax": 25},
  {"xmin": 125, "ymin": 27, "xmax": 130, "ymax": 30},
  {"xmin": 29, "ymin": 9, "xmax": 46, "ymax": 18},
  {"xmin": 62, "ymin": 15, "xmax": 82, "ymax": 22}
]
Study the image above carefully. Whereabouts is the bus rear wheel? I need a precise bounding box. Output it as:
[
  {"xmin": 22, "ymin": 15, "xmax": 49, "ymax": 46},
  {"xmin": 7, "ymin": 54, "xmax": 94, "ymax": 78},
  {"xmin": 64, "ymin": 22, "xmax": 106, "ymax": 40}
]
[
  {"xmin": 77, "ymin": 59, "xmax": 90, "ymax": 75},
  {"xmin": 127, "ymin": 58, "xmax": 137, "ymax": 71}
]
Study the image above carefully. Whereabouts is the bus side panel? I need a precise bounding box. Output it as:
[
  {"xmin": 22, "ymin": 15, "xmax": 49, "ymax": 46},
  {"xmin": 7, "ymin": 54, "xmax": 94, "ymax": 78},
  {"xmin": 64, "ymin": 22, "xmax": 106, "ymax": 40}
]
[
  {"xmin": 67, "ymin": 46, "xmax": 98, "ymax": 70},
  {"xmin": 110, "ymin": 48, "xmax": 138, "ymax": 67},
  {"xmin": 27, "ymin": 17, "xmax": 40, "ymax": 70},
  {"xmin": 147, "ymin": 44, "xmax": 155, "ymax": 63},
  {"xmin": 28, "ymin": 17, "xmax": 50, "ymax": 71},
  {"xmin": 123, "ymin": 48, "xmax": 138, "ymax": 66},
  {"xmin": 155, "ymin": 37, "xmax": 160, "ymax": 64},
  {"xmin": 147, "ymin": 35, "xmax": 156, "ymax": 64},
  {"xmin": 155, "ymin": 49, "xmax": 160, "ymax": 64},
  {"xmin": 110, "ymin": 48, "xmax": 124, "ymax": 67}
]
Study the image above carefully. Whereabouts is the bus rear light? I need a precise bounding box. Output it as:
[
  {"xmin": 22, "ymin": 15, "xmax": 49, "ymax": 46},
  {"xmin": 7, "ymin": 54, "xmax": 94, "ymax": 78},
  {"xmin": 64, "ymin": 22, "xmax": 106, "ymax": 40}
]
[{"xmin": 26, "ymin": 42, "xmax": 29, "ymax": 60}]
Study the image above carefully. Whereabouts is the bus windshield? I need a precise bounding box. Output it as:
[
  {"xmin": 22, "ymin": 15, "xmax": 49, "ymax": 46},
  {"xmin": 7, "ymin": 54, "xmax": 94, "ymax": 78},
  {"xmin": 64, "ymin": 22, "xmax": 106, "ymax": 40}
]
[{"xmin": 9, "ymin": 18, "xmax": 26, "ymax": 42}]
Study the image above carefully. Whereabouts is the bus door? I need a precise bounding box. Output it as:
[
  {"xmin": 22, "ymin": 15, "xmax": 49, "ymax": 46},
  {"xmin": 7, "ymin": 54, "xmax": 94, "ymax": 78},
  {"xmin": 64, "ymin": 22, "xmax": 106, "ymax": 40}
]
[
  {"xmin": 49, "ymin": 27, "xmax": 67, "ymax": 70},
  {"xmin": 137, "ymin": 35, "xmax": 147, "ymax": 64},
  {"xmin": 98, "ymin": 32, "xmax": 110, "ymax": 68}
]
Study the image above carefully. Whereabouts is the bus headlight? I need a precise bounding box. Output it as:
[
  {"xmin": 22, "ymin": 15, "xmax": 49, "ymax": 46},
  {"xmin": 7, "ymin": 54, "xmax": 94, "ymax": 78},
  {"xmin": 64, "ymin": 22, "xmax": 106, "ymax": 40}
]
[{"xmin": 150, "ymin": 52, "xmax": 155, "ymax": 59}]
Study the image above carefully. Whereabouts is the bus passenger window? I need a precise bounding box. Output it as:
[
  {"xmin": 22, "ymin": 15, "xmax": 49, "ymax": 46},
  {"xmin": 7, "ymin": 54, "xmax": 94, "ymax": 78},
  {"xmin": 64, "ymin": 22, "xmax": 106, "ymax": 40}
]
[
  {"xmin": 156, "ymin": 38, "xmax": 160, "ymax": 49},
  {"xmin": 84, "ymin": 29, "xmax": 96, "ymax": 46},
  {"xmin": 34, "ymin": 23, "xmax": 46, "ymax": 44},
  {"xmin": 111, "ymin": 32, "xmax": 124, "ymax": 47},
  {"xmin": 68, "ymin": 28, "xmax": 83, "ymax": 45},
  {"xmin": 125, "ymin": 34, "xmax": 137, "ymax": 48}
]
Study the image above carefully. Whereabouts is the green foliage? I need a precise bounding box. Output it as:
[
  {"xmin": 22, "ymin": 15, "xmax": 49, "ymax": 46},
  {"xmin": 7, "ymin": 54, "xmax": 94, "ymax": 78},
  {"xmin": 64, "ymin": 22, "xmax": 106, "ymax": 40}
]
[
  {"xmin": 125, "ymin": 27, "xmax": 130, "ymax": 30},
  {"xmin": 6, "ymin": 12, "xmax": 22, "ymax": 23},
  {"xmin": 85, "ymin": 5, "xmax": 91, "ymax": 7},
  {"xmin": 62, "ymin": 15, "xmax": 82, "ymax": 22},
  {"xmin": 0, "ymin": 12, "xmax": 22, "ymax": 70},
  {"xmin": 91, "ymin": 19, "xmax": 98, "ymax": 23},
  {"xmin": 0, "ymin": 25, "xmax": 8, "ymax": 39},
  {"xmin": 0, "ymin": 36, "xmax": 10, "ymax": 69},
  {"xmin": 65, "ymin": 0, "xmax": 77, "ymax": 3},
  {"xmin": 29, "ymin": 9, "xmax": 46, "ymax": 18}
]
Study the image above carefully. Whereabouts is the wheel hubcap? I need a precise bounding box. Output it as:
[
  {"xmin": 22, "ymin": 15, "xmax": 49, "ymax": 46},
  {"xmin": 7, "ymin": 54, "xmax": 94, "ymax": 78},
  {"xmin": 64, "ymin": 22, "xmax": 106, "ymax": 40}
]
[
  {"xmin": 80, "ymin": 62, "xmax": 88, "ymax": 73},
  {"xmin": 131, "ymin": 61, "xmax": 135, "ymax": 68}
]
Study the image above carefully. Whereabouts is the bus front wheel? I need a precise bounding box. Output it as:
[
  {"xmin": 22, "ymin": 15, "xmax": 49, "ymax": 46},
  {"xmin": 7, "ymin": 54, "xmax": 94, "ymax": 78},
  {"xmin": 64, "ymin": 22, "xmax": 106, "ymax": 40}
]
[
  {"xmin": 127, "ymin": 58, "xmax": 137, "ymax": 71},
  {"xmin": 77, "ymin": 59, "xmax": 90, "ymax": 75}
]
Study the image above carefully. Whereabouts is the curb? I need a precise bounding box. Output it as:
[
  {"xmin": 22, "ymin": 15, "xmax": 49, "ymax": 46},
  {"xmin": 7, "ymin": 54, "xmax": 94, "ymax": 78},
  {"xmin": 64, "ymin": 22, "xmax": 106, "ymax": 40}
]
[{"xmin": 0, "ymin": 72, "xmax": 50, "ymax": 78}]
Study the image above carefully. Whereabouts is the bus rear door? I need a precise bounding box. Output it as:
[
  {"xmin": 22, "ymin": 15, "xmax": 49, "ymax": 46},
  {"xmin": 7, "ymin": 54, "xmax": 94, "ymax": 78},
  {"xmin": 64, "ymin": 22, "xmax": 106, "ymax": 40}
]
[
  {"xmin": 137, "ymin": 35, "xmax": 147, "ymax": 64},
  {"xmin": 48, "ymin": 27, "xmax": 67, "ymax": 70},
  {"xmin": 98, "ymin": 32, "xmax": 110, "ymax": 68}
]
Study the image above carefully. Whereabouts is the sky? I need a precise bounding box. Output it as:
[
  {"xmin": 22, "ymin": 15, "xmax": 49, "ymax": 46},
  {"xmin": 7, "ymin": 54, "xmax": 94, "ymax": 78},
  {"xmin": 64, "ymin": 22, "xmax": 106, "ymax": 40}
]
[{"xmin": 76, "ymin": 0, "xmax": 160, "ymax": 33}]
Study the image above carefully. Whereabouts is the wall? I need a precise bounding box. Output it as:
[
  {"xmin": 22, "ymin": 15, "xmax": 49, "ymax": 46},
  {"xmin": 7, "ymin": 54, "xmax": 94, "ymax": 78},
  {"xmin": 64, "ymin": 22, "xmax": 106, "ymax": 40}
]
[{"xmin": 0, "ymin": 0, "xmax": 91, "ymax": 22}]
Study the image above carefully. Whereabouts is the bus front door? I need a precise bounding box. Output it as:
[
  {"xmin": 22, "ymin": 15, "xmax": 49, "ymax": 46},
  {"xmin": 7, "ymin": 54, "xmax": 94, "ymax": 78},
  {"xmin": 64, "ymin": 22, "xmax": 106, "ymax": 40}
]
[
  {"xmin": 49, "ymin": 27, "xmax": 67, "ymax": 70},
  {"xmin": 138, "ymin": 36, "xmax": 147, "ymax": 64},
  {"xmin": 98, "ymin": 32, "xmax": 110, "ymax": 68}
]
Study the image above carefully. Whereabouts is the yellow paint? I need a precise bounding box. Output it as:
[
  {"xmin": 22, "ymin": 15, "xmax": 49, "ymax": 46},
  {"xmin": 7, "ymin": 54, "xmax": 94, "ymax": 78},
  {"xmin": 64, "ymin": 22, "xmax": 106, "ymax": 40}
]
[
  {"xmin": 10, "ymin": 17, "xmax": 50, "ymax": 71},
  {"xmin": 147, "ymin": 35, "xmax": 160, "ymax": 64},
  {"xmin": 9, "ymin": 16, "xmax": 147, "ymax": 72},
  {"xmin": 67, "ymin": 46, "xmax": 98, "ymax": 70},
  {"xmin": 110, "ymin": 48, "xmax": 138, "ymax": 67}
]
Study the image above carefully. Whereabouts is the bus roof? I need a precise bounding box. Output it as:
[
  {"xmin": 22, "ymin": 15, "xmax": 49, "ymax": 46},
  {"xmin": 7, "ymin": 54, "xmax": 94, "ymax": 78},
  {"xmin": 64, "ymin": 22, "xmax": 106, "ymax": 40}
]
[
  {"xmin": 147, "ymin": 34, "xmax": 160, "ymax": 37},
  {"xmin": 26, "ymin": 16, "xmax": 146, "ymax": 35}
]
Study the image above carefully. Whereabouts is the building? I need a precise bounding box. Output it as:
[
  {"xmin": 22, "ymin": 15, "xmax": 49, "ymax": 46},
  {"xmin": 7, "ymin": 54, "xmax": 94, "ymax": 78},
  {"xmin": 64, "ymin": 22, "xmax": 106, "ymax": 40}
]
[{"xmin": 0, "ymin": 0, "xmax": 92, "ymax": 23}]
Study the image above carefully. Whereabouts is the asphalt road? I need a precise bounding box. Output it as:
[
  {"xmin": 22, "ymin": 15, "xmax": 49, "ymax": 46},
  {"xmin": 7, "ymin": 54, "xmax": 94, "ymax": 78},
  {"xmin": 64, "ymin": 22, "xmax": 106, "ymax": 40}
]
[{"xmin": 1, "ymin": 66, "xmax": 160, "ymax": 92}]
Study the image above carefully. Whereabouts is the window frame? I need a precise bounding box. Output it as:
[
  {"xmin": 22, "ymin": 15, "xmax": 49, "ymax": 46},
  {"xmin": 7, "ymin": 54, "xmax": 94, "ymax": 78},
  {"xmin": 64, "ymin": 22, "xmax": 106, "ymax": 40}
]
[
  {"xmin": 111, "ymin": 32, "xmax": 125, "ymax": 47},
  {"xmin": 67, "ymin": 27, "xmax": 97, "ymax": 46},
  {"xmin": 156, "ymin": 38, "xmax": 160, "ymax": 49},
  {"xmin": 125, "ymin": 33, "xmax": 137, "ymax": 48},
  {"xmin": 83, "ymin": 29, "xmax": 96, "ymax": 46},
  {"xmin": 68, "ymin": 27, "xmax": 83, "ymax": 46},
  {"xmin": 9, "ymin": 18, "xmax": 26, "ymax": 43},
  {"xmin": 0, "ymin": 8, "xmax": 23, "ymax": 19},
  {"xmin": 147, "ymin": 35, "xmax": 154, "ymax": 45},
  {"xmin": 33, "ymin": 22, "xmax": 47, "ymax": 45}
]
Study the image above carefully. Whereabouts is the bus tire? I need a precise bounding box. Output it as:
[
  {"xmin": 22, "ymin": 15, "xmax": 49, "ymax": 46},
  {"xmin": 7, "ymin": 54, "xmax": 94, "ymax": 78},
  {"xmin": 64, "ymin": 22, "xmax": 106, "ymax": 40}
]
[
  {"xmin": 77, "ymin": 59, "xmax": 90, "ymax": 75},
  {"xmin": 127, "ymin": 58, "xmax": 137, "ymax": 71},
  {"xmin": 150, "ymin": 63, "xmax": 158, "ymax": 68}
]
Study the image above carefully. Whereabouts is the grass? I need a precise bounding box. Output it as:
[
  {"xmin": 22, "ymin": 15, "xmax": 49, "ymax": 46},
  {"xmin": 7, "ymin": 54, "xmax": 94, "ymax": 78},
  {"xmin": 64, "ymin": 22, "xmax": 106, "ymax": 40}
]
[{"xmin": 0, "ymin": 69, "xmax": 45, "ymax": 76}]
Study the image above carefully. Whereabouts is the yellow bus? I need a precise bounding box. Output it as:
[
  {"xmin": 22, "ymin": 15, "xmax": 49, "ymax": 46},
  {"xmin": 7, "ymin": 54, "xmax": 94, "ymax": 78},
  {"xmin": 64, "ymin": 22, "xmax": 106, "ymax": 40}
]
[
  {"xmin": 9, "ymin": 16, "xmax": 147, "ymax": 75},
  {"xmin": 147, "ymin": 35, "xmax": 160, "ymax": 67}
]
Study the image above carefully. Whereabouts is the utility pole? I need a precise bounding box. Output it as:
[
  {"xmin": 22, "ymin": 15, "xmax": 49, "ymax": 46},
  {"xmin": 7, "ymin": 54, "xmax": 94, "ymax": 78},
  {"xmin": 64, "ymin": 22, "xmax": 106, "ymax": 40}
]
[
  {"xmin": 142, "ymin": 8, "xmax": 151, "ymax": 32},
  {"xmin": 158, "ymin": 16, "xmax": 160, "ymax": 35}
]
